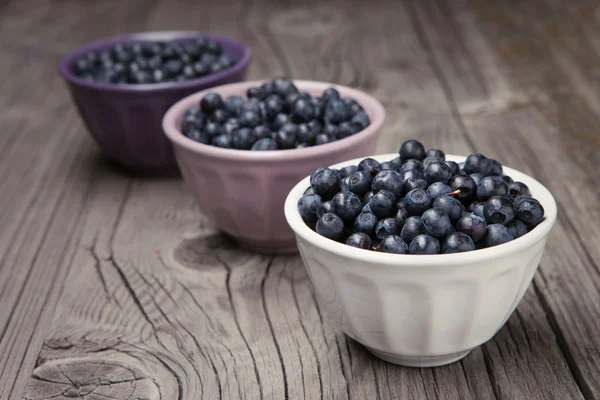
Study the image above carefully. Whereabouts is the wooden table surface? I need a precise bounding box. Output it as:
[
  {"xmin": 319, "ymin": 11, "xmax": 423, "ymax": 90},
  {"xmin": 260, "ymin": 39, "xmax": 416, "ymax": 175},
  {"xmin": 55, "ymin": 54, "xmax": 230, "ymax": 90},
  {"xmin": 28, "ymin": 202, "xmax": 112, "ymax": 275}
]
[{"xmin": 1, "ymin": 0, "xmax": 600, "ymax": 399}]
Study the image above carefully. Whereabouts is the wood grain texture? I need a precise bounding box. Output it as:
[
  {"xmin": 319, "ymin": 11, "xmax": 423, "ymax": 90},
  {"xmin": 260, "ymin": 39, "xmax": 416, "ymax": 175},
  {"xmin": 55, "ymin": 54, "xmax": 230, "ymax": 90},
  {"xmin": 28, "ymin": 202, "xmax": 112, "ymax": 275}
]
[{"xmin": 0, "ymin": 0, "xmax": 597, "ymax": 399}]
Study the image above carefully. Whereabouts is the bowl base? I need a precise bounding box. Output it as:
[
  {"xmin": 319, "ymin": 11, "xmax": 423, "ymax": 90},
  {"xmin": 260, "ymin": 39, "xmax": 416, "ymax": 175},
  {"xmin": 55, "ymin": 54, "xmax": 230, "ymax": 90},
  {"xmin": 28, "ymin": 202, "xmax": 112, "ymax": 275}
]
[
  {"xmin": 366, "ymin": 347, "xmax": 472, "ymax": 368},
  {"xmin": 235, "ymin": 237, "xmax": 299, "ymax": 255}
]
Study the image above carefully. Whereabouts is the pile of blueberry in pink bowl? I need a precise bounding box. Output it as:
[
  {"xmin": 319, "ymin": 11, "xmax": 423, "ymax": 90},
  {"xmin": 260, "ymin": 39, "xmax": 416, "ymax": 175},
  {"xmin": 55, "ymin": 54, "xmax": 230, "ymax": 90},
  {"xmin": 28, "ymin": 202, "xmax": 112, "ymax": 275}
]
[
  {"xmin": 58, "ymin": 31, "xmax": 252, "ymax": 173},
  {"xmin": 162, "ymin": 78, "xmax": 386, "ymax": 253}
]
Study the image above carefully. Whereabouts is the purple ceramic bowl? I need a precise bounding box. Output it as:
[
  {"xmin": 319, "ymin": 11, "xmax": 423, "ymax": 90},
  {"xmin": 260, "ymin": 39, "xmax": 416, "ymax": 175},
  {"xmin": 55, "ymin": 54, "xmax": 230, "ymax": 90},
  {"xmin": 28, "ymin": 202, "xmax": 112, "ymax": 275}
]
[
  {"xmin": 163, "ymin": 80, "xmax": 386, "ymax": 254},
  {"xmin": 58, "ymin": 31, "xmax": 252, "ymax": 174}
]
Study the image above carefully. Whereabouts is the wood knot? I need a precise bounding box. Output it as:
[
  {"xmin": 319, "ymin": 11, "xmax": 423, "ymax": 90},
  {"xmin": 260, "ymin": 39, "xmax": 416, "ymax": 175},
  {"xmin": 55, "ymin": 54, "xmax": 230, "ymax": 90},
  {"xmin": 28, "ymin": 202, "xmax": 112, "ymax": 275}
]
[{"xmin": 24, "ymin": 358, "xmax": 160, "ymax": 400}]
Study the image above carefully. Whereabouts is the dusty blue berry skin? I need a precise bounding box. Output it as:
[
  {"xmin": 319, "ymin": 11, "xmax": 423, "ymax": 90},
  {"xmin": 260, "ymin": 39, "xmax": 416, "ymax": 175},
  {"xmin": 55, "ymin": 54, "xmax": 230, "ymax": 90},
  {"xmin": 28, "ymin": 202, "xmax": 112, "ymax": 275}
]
[
  {"xmin": 456, "ymin": 212, "xmax": 487, "ymax": 243},
  {"xmin": 362, "ymin": 191, "xmax": 375, "ymax": 205},
  {"xmin": 441, "ymin": 232, "xmax": 476, "ymax": 253},
  {"xmin": 399, "ymin": 140, "xmax": 426, "ymax": 162},
  {"xmin": 507, "ymin": 220, "xmax": 528, "ymax": 238},
  {"xmin": 212, "ymin": 134, "xmax": 232, "ymax": 148},
  {"xmin": 403, "ymin": 189, "xmax": 433, "ymax": 216},
  {"xmin": 369, "ymin": 190, "xmax": 397, "ymax": 219},
  {"xmin": 311, "ymin": 168, "xmax": 341, "ymax": 200},
  {"xmin": 332, "ymin": 191, "xmax": 363, "ymax": 222},
  {"xmin": 445, "ymin": 161, "xmax": 460, "ymax": 176},
  {"xmin": 421, "ymin": 209, "xmax": 453, "ymax": 238},
  {"xmin": 317, "ymin": 201, "xmax": 334, "ymax": 218},
  {"xmin": 507, "ymin": 182, "xmax": 531, "ymax": 202},
  {"xmin": 409, "ymin": 234, "xmax": 440, "ymax": 254},
  {"xmin": 425, "ymin": 149, "xmax": 445, "ymax": 159},
  {"xmin": 423, "ymin": 156, "xmax": 444, "ymax": 171},
  {"xmin": 394, "ymin": 203, "xmax": 410, "ymax": 226},
  {"xmin": 375, "ymin": 218, "xmax": 401, "ymax": 240},
  {"xmin": 297, "ymin": 194, "xmax": 323, "ymax": 223},
  {"xmin": 338, "ymin": 165, "xmax": 358, "ymax": 179},
  {"xmin": 488, "ymin": 159, "xmax": 503, "ymax": 176},
  {"xmin": 404, "ymin": 177, "xmax": 428, "ymax": 194},
  {"xmin": 400, "ymin": 159, "xmax": 424, "ymax": 174},
  {"xmin": 348, "ymin": 171, "xmax": 373, "ymax": 196},
  {"xmin": 484, "ymin": 224, "xmax": 514, "ymax": 247},
  {"xmin": 472, "ymin": 203, "xmax": 485, "ymax": 219},
  {"xmin": 433, "ymin": 195, "xmax": 464, "ymax": 222},
  {"xmin": 346, "ymin": 233, "xmax": 372, "ymax": 249},
  {"xmin": 484, "ymin": 196, "xmax": 515, "ymax": 225},
  {"xmin": 400, "ymin": 216, "xmax": 426, "ymax": 243},
  {"xmin": 477, "ymin": 176, "xmax": 508, "ymax": 202},
  {"xmin": 231, "ymin": 127, "xmax": 256, "ymax": 150},
  {"xmin": 379, "ymin": 235, "xmax": 409, "ymax": 254},
  {"xmin": 470, "ymin": 173, "xmax": 484, "ymax": 185},
  {"xmin": 371, "ymin": 170, "xmax": 404, "ymax": 199},
  {"xmin": 316, "ymin": 213, "xmax": 345, "ymax": 241},
  {"xmin": 464, "ymin": 153, "xmax": 492, "ymax": 175},
  {"xmin": 354, "ymin": 211, "xmax": 378, "ymax": 237},
  {"xmin": 514, "ymin": 196, "xmax": 544, "ymax": 228},
  {"xmin": 358, "ymin": 158, "xmax": 382, "ymax": 176},
  {"xmin": 427, "ymin": 182, "xmax": 452, "ymax": 200},
  {"xmin": 425, "ymin": 161, "xmax": 453, "ymax": 184}
]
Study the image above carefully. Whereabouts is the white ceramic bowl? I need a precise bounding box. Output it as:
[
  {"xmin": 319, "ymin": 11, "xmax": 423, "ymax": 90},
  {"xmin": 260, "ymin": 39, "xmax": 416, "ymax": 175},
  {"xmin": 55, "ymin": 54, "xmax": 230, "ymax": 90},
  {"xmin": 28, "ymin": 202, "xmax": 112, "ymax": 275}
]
[{"xmin": 284, "ymin": 154, "xmax": 557, "ymax": 367}]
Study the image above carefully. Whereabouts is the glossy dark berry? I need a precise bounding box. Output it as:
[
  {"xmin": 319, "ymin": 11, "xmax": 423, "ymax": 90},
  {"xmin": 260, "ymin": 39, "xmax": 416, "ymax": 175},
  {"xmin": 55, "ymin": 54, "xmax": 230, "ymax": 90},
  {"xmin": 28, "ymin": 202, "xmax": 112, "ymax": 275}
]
[
  {"xmin": 200, "ymin": 93, "xmax": 223, "ymax": 114},
  {"xmin": 296, "ymin": 123, "xmax": 316, "ymax": 145},
  {"xmin": 291, "ymin": 98, "xmax": 315, "ymax": 123},
  {"xmin": 472, "ymin": 203, "xmax": 485, "ymax": 219},
  {"xmin": 445, "ymin": 161, "xmax": 460, "ymax": 176},
  {"xmin": 470, "ymin": 173, "xmax": 483, "ymax": 185},
  {"xmin": 514, "ymin": 196, "xmax": 544, "ymax": 228},
  {"xmin": 185, "ymin": 129, "xmax": 210, "ymax": 144},
  {"xmin": 209, "ymin": 109, "xmax": 229, "ymax": 124},
  {"xmin": 403, "ymin": 189, "xmax": 433, "ymax": 216},
  {"xmin": 224, "ymin": 95, "xmax": 245, "ymax": 117},
  {"xmin": 380, "ymin": 161, "xmax": 399, "ymax": 172},
  {"xmin": 400, "ymin": 159, "xmax": 424, "ymax": 174},
  {"xmin": 409, "ymin": 234, "xmax": 440, "ymax": 255},
  {"xmin": 316, "ymin": 213, "xmax": 345, "ymax": 241},
  {"xmin": 298, "ymin": 194, "xmax": 323, "ymax": 223},
  {"xmin": 346, "ymin": 233, "xmax": 372, "ymax": 249},
  {"xmin": 404, "ymin": 177, "xmax": 428, "ymax": 194},
  {"xmin": 317, "ymin": 200, "xmax": 334, "ymax": 218},
  {"xmin": 395, "ymin": 203, "xmax": 410, "ymax": 226},
  {"xmin": 448, "ymin": 174, "xmax": 477, "ymax": 203},
  {"xmin": 338, "ymin": 165, "xmax": 358, "ymax": 179},
  {"xmin": 272, "ymin": 77, "xmax": 298, "ymax": 98},
  {"xmin": 425, "ymin": 149, "xmax": 445, "ymax": 159},
  {"xmin": 325, "ymin": 100, "xmax": 351, "ymax": 124},
  {"xmin": 351, "ymin": 111, "xmax": 370, "ymax": 130},
  {"xmin": 322, "ymin": 87, "xmax": 341, "ymax": 102},
  {"xmin": 247, "ymin": 86, "xmax": 266, "ymax": 100},
  {"xmin": 203, "ymin": 122, "xmax": 223, "ymax": 139},
  {"xmin": 275, "ymin": 123, "xmax": 298, "ymax": 149},
  {"xmin": 502, "ymin": 175, "xmax": 514, "ymax": 184},
  {"xmin": 311, "ymin": 168, "xmax": 341, "ymax": 200},
  {"xmin": 507, "ymin": 220, "xmax": 528, "ymax": 238},
  {"xmin": 362, "ymin": 191, "xmax": 375, "ymax": 204},
  {"xmin": 180, "ymin": 115, "xmax": 204, "ymax": 134},
  {"xmin": 488, "ymin": 159, "xmax": 503, "ymax": 176},
  {"xmin": 212, "ymin": 134, "xmax": 231, "ymax": 148},
  {"xmin": 314, "ymin": 134, "xmax": 332, "ymax": 145},
  {"xmin": 399, "ymin": 140, "xmax": 426, "ymax": 162},
  {"xmin": 400, "ymin": 216, "xmax": 426, "ymax": 243},
  {"xmin": 337, "ymin": 122, "xmax": 361, "ymax": 139},
  {"xmin": 433, "ymin": 195, "xmax": 464, "ymax": 222},
  {"xmin": 423, "ymin": 156, "xmax": 444, "ymax": 170},
  {"xmin": 484, "ymin": 224, "xmax": 514, "ymax": 247},
  {"xmin": 400, "ymin": 169, "xmax": 424, "ymax": 184},
  {"xmin": 464, "ymin": 153, "xmax": 491, "ymax": 175},
  {"xmin": 253, "ymin": 125, "xmax": 271, "ymax": 140},
  {"xmin": 348, "ymin": 171, "xmax": 373, "ymax": 196},
  {"xmin": 354, "ymin": 211, "xmax": 378, "ymax": 237},
  {"xmin": 507, "ymin": 182, "xmax": 531, "ymax": 202},
  {"xmin": 441, "ymin": 232, "xmax": 475, "ymax": 253},
  {"xmin": 271, "ymin": 113, "xmax": 290, "ymax": 131},
  {"xmin": 477, "ymin": 176, "xmax": 508, "ymax": 202},
  {"xmin": 427, "ymin": 182, "xmax": 452, "ymax": 200},
  {"xmin": 358, "ymin": 158, "xmax": 381, "ymax": 176},
  {"xmin": 483, "ymin": 196, "xmax": 515, "ymax": 225},
  {"xmin": 380, "ymin": 235, "xmax": 409, "ymax": 254},
  {"xmin": 369, "ymin": 190, "xmax": 397, "ymax": 219},
  {"xmin": 231, "ymin": 128, "xmax": 256, "ymax": 150},
  {"xmin": 424, "ymin": 161, "xmax": 452, "ymax": 184},
  {"xmin": 332, "ymin": 191, "xmax": 363, "ymax": 221},
  {"xmin": 421, "ymin": 208, "xmax": 453, "ymax": 238},
  {"xmin": 455, "ymin": 213, "xmax": 487, "ymax": 243},
  {"xmin": 371, "ymin": 170, "xmax": 404, "ymax": 199},
  {"xmin": 239, "ymin": 110, "xmax": 260, "ymax": 128},
  {"xmin": 375, "ymin": 218, "xmax": 401, "ymax": 240}
]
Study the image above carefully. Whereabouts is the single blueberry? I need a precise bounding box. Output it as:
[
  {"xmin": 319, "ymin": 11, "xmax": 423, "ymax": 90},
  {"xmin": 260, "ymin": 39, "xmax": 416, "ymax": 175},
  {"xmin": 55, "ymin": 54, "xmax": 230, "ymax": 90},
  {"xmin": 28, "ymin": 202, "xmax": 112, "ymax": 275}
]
[
  {"xmin": 456, "ymin": 213, "xmax": 487, "ymax": 243},
  {"xmin": 292, "ymin": 98, "xmax": 315, "ymax": 123},
  {"xmin": 441, "ymin": 232, "xmax": 476, "ymax": 253},
  {"xmin": 472, "ymin": 203, "xmax": 485, "ymax": 219},
  {"xmin": 470, "ymin": 173, "xmax": 484, "ymax": 185},
  {"xmin": 399, "ymin": 139, "xmax": 426, "ymax": 162},
  {"xmin": 514, "ymin": 196, "xmax": 544, "ymax": 228},
  {"xmin": 403, "ymin": 189, "xmax": 433, "ymax": 216},
  {"xmin": 231, "ymin": 128, "xmax": 256, "ymax": 150},
  {"xmin": 311, "ymin": 168, "xmax": 341, "ymax": 200},
  {"xmin": 323, "ymin": 124, "xmax": 339, "ymax": 139},
  {"xmin": 238, "ymin": 110, "xmax": 260, "ymax": 128},
  {"xmin": 224, "ymin": 95, "xmax": 245, "ymax": 117},
  {"xmin": 316, "ymin": 213, "xmax": 345, "ymax": 241},
  {"xmin": 425, "ymin": 149, "xmax": 445, "ymax": 159},
  {"xmin": 507, "ymin": 182, "xmax": 531, "ymax": 202},
  {"xmin": 339, "ymin": 165, "xmax": 358, "ymax": 179},
  {"xmin": 205, "ymin": 39, "xmax": 223, "ymax": 54},
  {"xmin": 343, "ymin": 97, "xmax": 364, "ymax": 115},
  {"xmin": 315, "ymin": 134, "xmax": 332, "ymax": 145},
  {"xmin": 322, "ymin": 87, "xmax": 341, "ymax": 102},
  {"xmin": 488, "ymin": 159, "xmax": 503, "ymax": 176},
  {"xmin": 427, "ymin": 182, "xmax": 452, "ymax": 200},
  {"xmin": 251, "ymin": 138, "xmax": 278, "ymax": 151},
  {"xmin": 376, "ymin": 218, "xmax": 401, "ymax": 240},
  {"xmin": 484, "ymin": 224, "xmax": 514, "ymax": 247},
  {"xmin": 164, "ymin": 59, "xmax": 183, "ymax": 76},
  {"xmin": 409, "ymin": 234, "xmax": 440, "ymax": 254},
  {"xmin": 477, "ymin": 176, "xmax": 508, "ymax": 202},
  {"xmin": 217, "ymin": 54, "xmax": 235, "ymax": 69},
  {"xmin": 433, "ymin": 195, "xmax": 464, "ymax": 222},
  {"xmin": 421, "ymin": 208, "xmax": 453, "ymax": 238},
  {"xmin": 464, "ymin": 153, "xmax": 491, "ymax": 175},
  {"xmin": 448, "ymin": 174, "xmax": 477, "ymax": 203},
  {"xmin": 193, "ymin": 61, "xmax": 210, "ymax": 76},
  {"xmin": 332, "ymin": 191, "xmax": 363, "ymax": 222},
  {"xmin": 209, "ymin": 109, "xmax": 229, "ymax": 124},
  {"xmin": 212, "ymin": 134, "xmax": 232, "ymax": 148},
  {"xmin": 184, "ymin": 129, "xmax": 210, "ymax": 144},
  {"xmin": 371, "ymin": 170, "xmax": 403, "ymax": 199},
  {"xmin": 379, "ymin": 235, "xmax": 409, "ymax": 254},
  {"xmin": 263, "ymin": 94, "xmax": 284, "ymax": 121},
  {"xmin": 272, "ymin": 77, "xmax": 299, "ymax": 98},
  {"xmin": 247, "ymin": 86, "xmax": 266, "ymax": 100},
  {"xmin": 425, "ymin": 158, "xmax": 444, "ymax": 173},
  {"xmin": 203, "ymin": 122, "xmax": 223, "ymax": 140},
  {"xmin": 424, "ymin": 161, "xmax": 452, "ymax": 184},
  {"xmin": 400, "ymin": 169, "xmax": 424, "ymax": 183},
  {"xmin": 317, "ymin": 201, "xmax": 334, "ymax": 218},
  {"xmin": 445, "ymin": 161, "xmax": 460, "ymax": 176},
  {"xmin": 184, "ymin": 106, "xmax": 201, "ymax": 118},
  {"xmin": 369, "ymin": 190, "xmax": 396, "ymax": 219},
  {"xmin": 507, "ymin": 220, "xmax": 528, "ymax": 238},
  {"xmin": 351, "ymin": 111, "xmax": 370, "ymax": 130},
  {"xmin": 404, "ymin": 177, "xmax": 428, "ymax": 194},
  {"xmin": 354, "ymin": 211, "xmax": 378, "ymax": 237},
  {"xmin": 295, "ymin": 123, "xmax": 316, "ymax": 145},
  {"xmin": 358, "ymin": 158, "xmax": 381, "ymax": 176},
  {"xmin": 400, "ymin": 216, "xmax": 426, "ymax": 244},
  {"xmin": 200, "ymin": 93, "xmax": 224, "ymax": 114},
  {"xmin": 271, "ymin": 113, "xmax": 290, "ymax": 131},
  {"xmin": 253, "ymin": 125, "xmax": 272, "ymax": 140},
  {"xmin": 298, "ymin": 194, "xmax": 324, "ymax": 223},
  {"xmin": 502, "ymin": 175, "xmax": 514, "ymax": 184},
  {"xmin": 363, "ymin": 191, "xmax": 375, "ymax": 204},
  {"xmin": 348, "ymin": 171, "xmax": 373, "ymax": 196},
  {"xmin": 380, "ymin": 161, "xmax": 396, "ymax": 172},
  {"xmin": 260, "ymin": 81, "xmax": 274, "ymax": 95},
  {"xmin": 275, "ymin": 122, "xmax": 298, "ymax": 149},
  {"xmin": 346, "ymin": 233, "xmax": 372, "ymax": 249},
  {"xmin": 222, "ymin": 119, "xmax": 240, "ymax": 136},
  {"xmin": 304, "ymin": 187, "xmax": 314, "ymax": 195},
  {"xmin": 180, "ymin": 115, "xmax": 204, "ymax": 134},
  {"xmin": 337, "ymin": 121, "xmax": 361, "ymax": 139},
  {"xmin": 484, "ymin": 196, "xmax": 516, "ymax": 225},
  {"xmin": 310, "ymin": 96, "xmax": 325, "ymax": 120},
  {"xmin": 325, "ymin": 100, "xmax": 351, "ymax": 124}
]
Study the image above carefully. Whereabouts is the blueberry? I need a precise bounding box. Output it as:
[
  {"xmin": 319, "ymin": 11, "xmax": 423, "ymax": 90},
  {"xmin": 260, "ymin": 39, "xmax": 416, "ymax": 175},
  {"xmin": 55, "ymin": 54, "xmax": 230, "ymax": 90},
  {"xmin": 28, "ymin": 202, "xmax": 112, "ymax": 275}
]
[
  {"xmin": 502, "ymin": 175, "xmax": 514, "ymax": 184},
  {"xmin": 317, "ymin": 201, "xmax": 334, "ymax": 218},
  {"xmin": 351, "ymin": 111, "xmax": 370, "ymax": 130},
  {"xmin": 456, "ymin": 213, "xmax": 487, "ymax": 243},
  {"xmin": 238, "ymin": 110, "xmax": 260, "ymax": 128},
  {"xmin": 448, "ymin": 174, "xmax": 477, "ymax": 203},
  {"xmin": 371, "ymin": 170, "xmax": 404, "ymax": 198},
  {"xmin": 400, "ymin": 169, "xmax": 424, "ymax": 184},
  {"xmin": 369, "ymin": 190, "xmax": 396, "ymax": 219},
  {"xmin": 395, "ymin": 203, "xmax": 410, "ymax": 226},
  {"xmin": 193, "ymin": 61, "xmax": 210, "ymax": 76},
  {"xmin": 409, "ymin": 234, "xmax": 440, "ymax": 254},
  {"xmin": 231, "ymin": 128, "xmax": 256, "ymax": 150},
  {"xmin": 339, "ymin": 165, "xmax": 358, "ymax": 179},
  {"xmin": 316, "ymin": 213, "xmax": 345, "ymax": 241},
  {"xmin": 205, "ymin": 39, "xmax": 223, "ymax": 54},
  {"xmin": 251, "ymin": 138, "xmax": 278, "ymax": 150},
  {"xmin": 346, "ymin": 233, "xmax": 372, "ymax": 249},
  {"xmin": 217, "ymin": 54, "xmax": 235, "ymax": 69},
  {"xmin": 298, "ymin": 193, "xmax": 325, "ymax": 224},
  {"xmin": 477, "ymin": 176, "xmax": 508, "ymax": 202},
  {"xmin": 264, "ymin": 95, "xmax": 284, "ymax": 120},
  {"xmin": 433, "ymin": 195, "xmax": 464, "ymax": 222},
  {"xmin": 423, "ymin": 157, "xmax": 444, "ymax": 171},
  {"xmin": 348, "ymin": 171, "xmax": 373, "ymax": 196},
  {"xmin": 291, "ymin": 98, "xmax": 315, "ymax": 123},
  {"xmin": 445, "ymin": 161, "xmax": 460, "ymax": 176},
  {"xmin": 332, "ymin": 191, "xmax": 363, "ymax": 221},
  {"xmin": 470, "ymin": 173, "xmax": 484, "ymax": 185},
  {"xmin": 425, "ymin": 149, "xmax": 445, "ymax": 159},
  {"xmin": 343, "ymin": 97, "xmax": 364, "ymax": 115},
  {"xmin": 354, "ymin": 211, "xmax": 378, "ymax": 237},
  {"xmin": 164, "ymin": 59, "xmax": 183, "ymax": 76},
  {"xmin": 400, "ymin": 216, "xmax": 426, "ymax": 243},
  {"xmin": 464, "ymin": 153, "xmax": 491, "ymax": 175},
  {"xmin": 363, "ymin": 191, "xmax": 375, "ymax": 204},
  {"xmin": 507, "ymin": 220, "xmax": 528, "ymax": 238},
  {"xmin": 209, "ymin": 109, "xmax": 229, "ymax": 124},
  {"xmin": 427, "ymin": 182, "xmax": 452, "ymax": 200},
  {"xmin": 515, "ymin": 196, "xmax": 544, "ymax": 228},
  {"xmin": 185, "ymin": 129, "xmax": 210, "ymax": 144},
  {"xmin": 271, "ymin": 113, "xmax": 290, "ymax": 131},
  {"xmin": 337, "ymin": 122, "xmax": 361, "ymax": 139},
  {"xmin": 200, "ymin": 93, "xmax": 224, "ymax": 114},
  {"xmin": 399, "ymin": 140, "xmax": 426, "ymax": 162},
  {"xmin": 324, "ymin": 124, "xmax": 339, "ymax": 139},
  {"xmin": 275, "ymin": 122, "xmax": 298, "ymax": 149},
  {"xmin": 182, "ymin": 64, "xmax": 196, "ymax": 79},
  {"xmin": 311, "ymin": 168, "xmax": 341, "ymax": 200},
  {"xmin": 421, "ymin": 208, "xmax": 453, "ymax": 238},
  {"xmin": 483, "ymin": 196, "xmax": 515, "ymax": 225},
  {"xmin": 260, "ymin": 81, "xmax": 275, "ymax": 95},
  {"xmin": 325, "ymin": 100, "xmax": 351, "ymax": 124},
  {"xmin": 315, "ymin": 134, "xmax": 332, "ymax": 145},
  {"xmin": 296, "ymin": 123, "xmax": 317, "ymax": 145},
  {"xmin": 484, "ymin": 224, "xmax": 514, "ymax": 247},
  {"xmin": 472, "ymin": 203, "xmax": 485, "ymax": 219},
  {"xmin": 441, "ymin": 232, "xmax": 476, "ymax": 253},
  {"xmin": 184, "ymin": 106, "xmax": 201, "ymax": 118},
  {"xmin": 340, "ymin": 176, "xmax": 351, "ymax": 191},
  {"xmin": 224, "ymin": 95, "xmax": 245, "ymax": 117},
  {"xmin": 375, "ymin": 218, "xmax": 401, "ymax": 240},
  {"xmin": 247, "ymin": 86, "xmax": 266, "ymax": 100},
  {"xmin": 404, "ymin": 177, "xmax": 428, "ymax": 193},
  {"xmin": 489, "ymin": 159, "xmax": 503, "ymax": 176},
  {"xmin": 380, "ymin": 161, "xmax": 398, "ymax": 172},
  {"xmin": 296, "ymin": 143, "xmax": 309, "ymax": 149},
  {"xmin": 131, "ymin": 70, "xmax": 152, "ymax": 84},
  {"xmin": 424, "ymin": 161, "xmax": 452, "ymax": 184},
  {"xmin": 311, "ymin": 96, "xmax": 325, "ymax": 120},
  {"xmin": 322, "ymin": 87, "xmax": 341, "ymax": 102},
  {"xmin": 304, "ymin": 187, "xmax": 315, "ymax": 195},
  {"xmin": 253, "ymin": 125, "xmax": 271, "ymax": 140},
  {"xmin": 180, "ymin": 115, "xmax": 204, "ymax": 134},
  {"xmin": 272, "ymin": 77, "xmax": 299, "ymax": 98},
  {"xmin": 358, "ymin": 158, "xmax": 381, "ymax": 176},
  {"xmin": 403, "ymin": 189, "xmax": 433, "ymax": 216},
  {"xmin": 379, "ymin": 235, "xmax": 409, "ymax": 254},
  {"xmin": 203, "ymin": 122, "xmax": 222, "ymax": 140},
  {"xmin": 507, "ymin": 182, "xmax": 531, "ymax": 202},
  {"xmin": 212, "ymin": 134, "xmax": 232, "ymax": 148}
]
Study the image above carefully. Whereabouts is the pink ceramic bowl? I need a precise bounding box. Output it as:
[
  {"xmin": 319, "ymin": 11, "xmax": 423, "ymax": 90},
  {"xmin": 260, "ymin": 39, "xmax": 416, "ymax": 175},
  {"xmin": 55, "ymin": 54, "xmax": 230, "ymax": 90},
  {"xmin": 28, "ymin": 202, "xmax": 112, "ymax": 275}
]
[{"xmin": 163, "ymin": 80, "xmax": 386, "ymax": 253}]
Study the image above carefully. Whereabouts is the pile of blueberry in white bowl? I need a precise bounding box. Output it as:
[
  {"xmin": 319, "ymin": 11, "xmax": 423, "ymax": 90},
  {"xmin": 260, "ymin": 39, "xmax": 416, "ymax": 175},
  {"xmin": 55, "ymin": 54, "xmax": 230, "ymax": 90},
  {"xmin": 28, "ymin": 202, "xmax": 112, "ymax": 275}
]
[{"xmin": 284, "ymin": 139, "xmax": 557, "ymax": 367}]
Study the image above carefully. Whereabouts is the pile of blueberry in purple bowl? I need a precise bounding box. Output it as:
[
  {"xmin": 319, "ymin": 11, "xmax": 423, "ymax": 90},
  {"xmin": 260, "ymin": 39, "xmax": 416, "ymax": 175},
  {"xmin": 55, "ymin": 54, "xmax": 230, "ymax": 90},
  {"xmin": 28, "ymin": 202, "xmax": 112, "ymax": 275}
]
[{"xmin": 58, "ymin": 31, "xmax": 252, "ymax": 174}]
